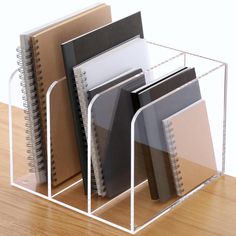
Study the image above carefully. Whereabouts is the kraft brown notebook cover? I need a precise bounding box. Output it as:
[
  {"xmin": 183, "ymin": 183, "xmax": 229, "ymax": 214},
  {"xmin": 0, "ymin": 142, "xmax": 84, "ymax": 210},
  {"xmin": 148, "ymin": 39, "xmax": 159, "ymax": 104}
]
[
  {"xmin": 31, "ymin": 4, "xmax": 112, "ymax": 186},
  {"xmin": 162, "ymin": 99, "xmax": 217, "ymax": 196}
]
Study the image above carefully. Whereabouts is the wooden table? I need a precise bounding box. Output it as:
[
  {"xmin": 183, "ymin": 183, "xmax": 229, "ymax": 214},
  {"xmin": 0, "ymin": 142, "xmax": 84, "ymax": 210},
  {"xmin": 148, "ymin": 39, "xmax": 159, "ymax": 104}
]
[{"xmin": 0, "ymin": 102, "xmax": 236, "ymax": 236}]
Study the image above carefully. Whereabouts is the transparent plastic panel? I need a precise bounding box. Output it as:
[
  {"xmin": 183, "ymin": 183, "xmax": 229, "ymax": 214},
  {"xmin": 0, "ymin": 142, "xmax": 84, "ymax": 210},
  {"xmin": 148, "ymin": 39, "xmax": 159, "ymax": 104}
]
[
  {"xmin": 46, "ymin": 78, "xmax": 87, "ymax": 212},
  {"xmin": 131, "ymin": 57, "xmax": 226, "ymax": 232},
  {"xmin": 87, "ymin": 73, "xmax": 147, "ymax": 229},
  {"xmin": 146, "ymin": 41, "xmax": 184, "ymax": 71},
  {"xmin": 9, "ymin": 69, "xmax": 48, "ymax": 197}
]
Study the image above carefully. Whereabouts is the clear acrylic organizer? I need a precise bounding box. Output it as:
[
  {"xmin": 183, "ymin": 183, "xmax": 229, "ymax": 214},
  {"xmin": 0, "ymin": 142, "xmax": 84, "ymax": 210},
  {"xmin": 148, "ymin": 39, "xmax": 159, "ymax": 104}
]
[{"xmin": 9, "ymin": 41, "xmax": 227, "ymax": 234}]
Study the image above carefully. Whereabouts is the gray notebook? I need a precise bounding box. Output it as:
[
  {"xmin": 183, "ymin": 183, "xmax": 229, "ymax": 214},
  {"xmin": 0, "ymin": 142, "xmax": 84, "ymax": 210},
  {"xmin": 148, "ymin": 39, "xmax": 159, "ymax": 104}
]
[
  {"xmin": 132, "ymin": 68, "xmax": 201, "ymax": 202},
  {"xmin": 91, "ymin": 73, "xmax": 146, "ymax": 198}
]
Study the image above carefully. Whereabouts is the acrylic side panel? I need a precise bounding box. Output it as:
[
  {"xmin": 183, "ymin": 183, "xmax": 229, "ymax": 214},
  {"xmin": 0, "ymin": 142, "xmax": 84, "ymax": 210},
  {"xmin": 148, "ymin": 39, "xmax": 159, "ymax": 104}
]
[
  {"xmin": 9, "ymin": 69, "xmax": 48, "ymax": 198},
  {"xmin": 131, "ymin": 57, "xmax": 226, "ymax": 232}
]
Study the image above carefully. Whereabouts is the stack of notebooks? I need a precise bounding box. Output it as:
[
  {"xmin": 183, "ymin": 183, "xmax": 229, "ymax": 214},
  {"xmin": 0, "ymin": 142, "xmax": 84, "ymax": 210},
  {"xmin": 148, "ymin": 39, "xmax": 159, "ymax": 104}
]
[{"xmin": 18, "ymin": 2, "xmax": 218, "ymax": 202}]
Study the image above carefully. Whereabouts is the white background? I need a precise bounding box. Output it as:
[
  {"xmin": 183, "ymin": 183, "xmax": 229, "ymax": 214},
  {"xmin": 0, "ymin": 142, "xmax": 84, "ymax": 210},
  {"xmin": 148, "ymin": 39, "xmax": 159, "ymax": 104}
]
[{"xmin": 0, "ymin": 0, "xmax": 235, "ymax": 176}]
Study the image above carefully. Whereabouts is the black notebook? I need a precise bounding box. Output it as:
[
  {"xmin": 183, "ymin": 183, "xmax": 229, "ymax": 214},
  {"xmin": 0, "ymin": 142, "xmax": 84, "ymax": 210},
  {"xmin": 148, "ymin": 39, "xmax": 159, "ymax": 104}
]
[
  {"xmin": 131, "ymin": 67, "xmax": 200, "ymax": 202},
  {"xmin": 61, "ymin": 12, "xmax": 144, "ymax": 193},
  {"xmin": 91, "ymin": 72, "xmax": 146, "ymax": 198},
  {"xmin": 88, "ymin": 69, "xmax": 142, "ymax": 101}
]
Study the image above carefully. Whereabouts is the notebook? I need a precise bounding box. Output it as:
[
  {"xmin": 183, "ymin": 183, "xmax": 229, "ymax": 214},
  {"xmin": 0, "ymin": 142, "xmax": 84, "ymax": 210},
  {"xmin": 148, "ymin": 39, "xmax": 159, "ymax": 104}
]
[
  {"xmin": 73, "ymin": 37, "xmax": 150, "ymax": 196},
  {"xmin": 17, "ymin": 3, "xmax": 107, "ymax": 183},
  {"xmin": 132, "ymin": 68, "xmax": 200, "ymax": 202},
  {"xmin": 88, "ymin": 68, "xmax": 142, "ymax": 100},
  {"xmin": 162, "ymin": 100, "xmax": 217, "ymax": 196},
  {"xmin": 17, "ymin": 43, "xmax": 45, "ymax": 183},
  {"xmin": 131, "ymin": 67, "xmax": 187, "ymax": 198},
  {"xmin": 30, "ymin": 3, "xmax": 112, "ymax": 186},
  {"xmin": 74, "ymin": 68, "xmax": 142, "ymax": 196},
  {"xmin": 78, "ymin": 68, "xmax": 142, "ymax": 135},
  {"xmin": 61, "ymin": 11, "xmax": 144, "ymax": 193},
  {"xmin": 91, "ymin": 73, "xmax": 146, "ymax": 198},
  {"xmin": 132, "ymin": 67, "xmax": 187, "ymax": 102}
]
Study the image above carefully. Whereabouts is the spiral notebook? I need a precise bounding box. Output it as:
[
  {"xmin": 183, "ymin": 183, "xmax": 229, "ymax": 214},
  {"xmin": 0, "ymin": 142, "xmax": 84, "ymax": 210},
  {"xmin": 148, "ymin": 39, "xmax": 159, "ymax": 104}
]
[
  {"xmin": 100, "ymin": 73, "xmax": 147, "ymax": 198},
  {"xmin": 17, "ymin": 45, "xmax": 46, "ymax": 183},
  {"xmin": 75, "ymin": 68, "xmax": 142, "ymax": 196},
  {"xmin": 30, "ymin": 3, "xmax": 111, "ymax": 186},
  {"xmin": 61, "ymin": 11, "xmax": 144, "ymax": 193},
  {"xmin": 17, "ymin": 4, "xmax": 105, "ymax": 183},
  {"xmin": 131, "ymin": 67, "xmax": 199, "ymax": 202},
  {"xmin": 73, "ymin": 37, "xmax": 150, "ymax": 196},
  {"xmin": 162, "ymin": 99, "xmax": 217, "ymax": 196}
]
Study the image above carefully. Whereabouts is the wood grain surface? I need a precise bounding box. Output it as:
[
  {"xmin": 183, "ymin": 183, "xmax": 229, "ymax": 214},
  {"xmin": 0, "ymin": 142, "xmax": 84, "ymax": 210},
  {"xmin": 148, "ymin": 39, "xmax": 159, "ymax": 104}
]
[{"xmin": 0, "ymin": 103, "xmax": 236, "ymax": 236}]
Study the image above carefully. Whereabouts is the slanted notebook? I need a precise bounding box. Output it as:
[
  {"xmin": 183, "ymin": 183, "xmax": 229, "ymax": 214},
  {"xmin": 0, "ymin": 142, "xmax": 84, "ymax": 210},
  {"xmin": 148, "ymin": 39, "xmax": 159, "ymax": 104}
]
[
  {"xmin": 30, "ymin": 3, "xmax": 112, "ymax": 187},
  {"xmin": 91, "ymin": 73, "xmax": 146, "ymax": 198},
  {"xmin": 73, "ymin": 37, "xmax": 150, "ymax": 196},
  {"xmin": 103, "ymin": 73, "xmax": 147, "ymax": 198},
  {"xmin": 76, "ymin": 68, "xmax": 142, "ymax": 197},
  {"xmin": 131, "ymin": 67, "xmax": 200, "ymax": 202},
  {"xmin": 88, "ymin": 68, "xmax": 142, "ymax": 100},
  {"xmin": 17, "ymin": 43, "xmax": 46, "ymax": 183},
  {"xmin": 61, "ymin": 11, "xmax": 144, "ymax": 193},
  {"xmin": 162, "ymin": 100, "xmax": 217, "ymax": 196},
  {"xmin": 16, "ymin": 4, "xmax": 104, "ymax": 183}
]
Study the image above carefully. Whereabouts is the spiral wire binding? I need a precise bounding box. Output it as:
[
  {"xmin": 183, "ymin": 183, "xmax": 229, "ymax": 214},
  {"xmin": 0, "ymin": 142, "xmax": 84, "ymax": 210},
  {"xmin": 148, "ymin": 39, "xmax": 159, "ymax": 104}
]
[
  {"xmin": 31, "ymin": 39, "xmax": 58, "ymax": 184},
  {"xmin": 17, "ymin": 46, "xmax": 46, "ymax": 183},
  {"xmin": 74, "ymin": 68, "xmax": 106, "ymax": 196},
  {"xmin": 72, "ymin": 78, "xmax": 97, "ymax": 191},
  {"xmin": 73, "ymin": 79, "xmax": 97, "ymax": 191},
  {"xmin": 164, "ymin": 121, "xmax": 184, "ymax": 195}
]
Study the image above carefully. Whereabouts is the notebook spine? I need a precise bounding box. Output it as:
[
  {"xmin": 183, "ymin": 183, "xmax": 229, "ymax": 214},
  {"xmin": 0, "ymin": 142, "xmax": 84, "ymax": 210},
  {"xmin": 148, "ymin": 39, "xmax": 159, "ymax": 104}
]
[
  {"xmin": 17, "ymin": 46, "xmax": 46, "ymax": 183},
  {"xmin": 73, "ymin": 70, "xmax": 98, "ymax": 193},
  {"xmin": 163, "ymin": 121, "xmax": 184, "ymax": 196},
  {"xmin": 31, "ymin": 39, "xmax": 57, "ymax": 184},
  {"xmin": 74, "ymin": 68, "xmax": 106, "ymax": 196}
]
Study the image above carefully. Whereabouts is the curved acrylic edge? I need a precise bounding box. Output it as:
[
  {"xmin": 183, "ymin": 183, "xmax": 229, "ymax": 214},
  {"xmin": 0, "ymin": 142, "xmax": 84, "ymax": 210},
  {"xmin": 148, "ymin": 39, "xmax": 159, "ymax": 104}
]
[
  {"xmin": 8, "ymin": 69, "xmax": 19, "ymax": 185},
  {"xmin": 45, "ymin": 78, "xmax": 66, "ymax": 198},
  {"xmin": 222, "ymin": 63, "xmax": 228, "ymax": 174}
]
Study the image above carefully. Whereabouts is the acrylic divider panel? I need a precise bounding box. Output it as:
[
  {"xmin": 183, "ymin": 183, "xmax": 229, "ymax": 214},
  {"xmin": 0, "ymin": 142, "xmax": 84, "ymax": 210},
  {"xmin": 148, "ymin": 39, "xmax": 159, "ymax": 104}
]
[
  {"xmin": 87, "ymin": 73, "xmax": 145, "ymax": 229},
  {"xmin": 45, "ymin": 77, "xmax": 88, "ymax": 212}
]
